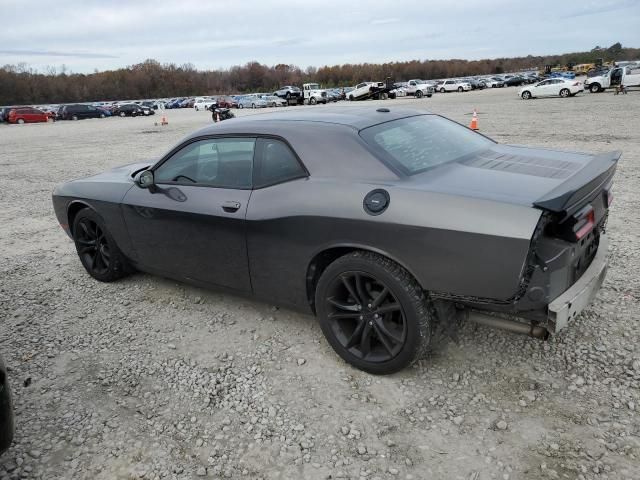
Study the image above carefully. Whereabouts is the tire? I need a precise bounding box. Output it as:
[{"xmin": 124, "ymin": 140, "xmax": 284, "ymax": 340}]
[
  {"xmin": 415, "ymin": 90, "xmax": 423, "ymax": 99},
  {"xmin": 99, "ymin": 114, "xmax": 105, "ymax": 118},
  {"xmin": 427, "ymin": 94, "xmax": 432, "ymax": 98},
  {"xmin": 72, "ymin": 115, "xmax": 78, "ymax": 121},
  {"xmin": 590, "ymin": 83, "xmax": 601, "ymax": 93},
  {"xmin": 315, "ymin": 251, "xmax": 432, "ymax": 374},
  {"xmin": 17, "ymin": 118, "xmax": 25, "ymax": 124},
  {"xmin": 119, "ymin": 112, "xmax": 126, "ymax": 117},
  {"xmin": 310, "ymin": 97, "xmax": 317, "ymax": 105},
  {"xmin": 239, "ymin": 104, "xmax": 244, "ymax": 109},
  {"xmin": 72, "ymin": 208, "xmax": 131, "ymax": 282},
  {"xmin": 457, "ymin": 86, "xmax": 463, "ymax": 92},
  {"xmin": 252, "ymin": 103, "xmax": 256, "ymax": 109},
  {"xmin": 559, "ymin": 88, "xmax": 570, "ymax": 98},
  {"xmin": 440, "ymin": 88, "xmax": 446, "ymax": 93},
  {"xmin": 521, "ymin": 91, "xmax": 532, "ymax": 100},
  {"xmin": 348, "ymin": 95, "xmax": 354, "ymax": 101},
  {"xmin": 286, "ymin": 92, "xmax": 291, "ymax": 99}
]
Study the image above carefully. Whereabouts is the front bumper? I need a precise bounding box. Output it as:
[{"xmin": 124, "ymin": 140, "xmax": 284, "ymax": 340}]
[{"xmin": 547, "ymin": 234, "xmax": 609, "ymax": 333}]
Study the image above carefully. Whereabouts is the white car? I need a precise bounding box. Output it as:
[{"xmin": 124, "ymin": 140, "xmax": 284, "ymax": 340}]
[
  {"xmin": 346, "ymin": 82, "xmax": 385, "ymax": 101},
  {"xmin": 193, "ymin": 97, "xmax": 216, "ymax": 111},
  {"xmin": 519, "ymin": 78, "xmax": 583, "ymax": 99},
  {"xmin": 438, "ymin": 80, "xmax": 471, "ymax": 92},
  {"xmin": 261, "ymin": 95, "xmax": 288, "ymax": 107}
]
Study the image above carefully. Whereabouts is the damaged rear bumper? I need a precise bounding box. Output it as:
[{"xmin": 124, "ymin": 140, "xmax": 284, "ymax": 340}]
[{"xmin": 547, "ymin": 234, "xmax": 609, "ymax": 333}]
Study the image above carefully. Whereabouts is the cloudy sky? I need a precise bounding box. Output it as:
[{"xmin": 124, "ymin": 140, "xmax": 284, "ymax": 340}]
[{"xmin": 1, "ymin": 0, "xmax": 639, "ymax": 73}]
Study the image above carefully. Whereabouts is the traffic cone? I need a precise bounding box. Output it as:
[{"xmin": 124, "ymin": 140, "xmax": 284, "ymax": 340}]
[
  {"xmin": 161, "ymin": 114, "xmax": 168, "ymax": 126},
  {"xmin": 469, "ymin": 109, "xmax": 479, "ymax": 131}
]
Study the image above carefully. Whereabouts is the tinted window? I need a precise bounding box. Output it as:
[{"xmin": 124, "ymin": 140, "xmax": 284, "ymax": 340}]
[
  {"xmin": 360, "ymin": 115, "xmax": 494, "ymax": 175},
  {"xmin": 155, "ymin": 138, "xmax": 255, "ymax": 188},
  {"xmin": 254, "ymin": 138, "xmax": 306, "ymax": 188}
]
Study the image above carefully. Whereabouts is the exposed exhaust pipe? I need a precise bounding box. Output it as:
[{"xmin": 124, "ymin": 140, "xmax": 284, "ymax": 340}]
[{"xmin": 465, "ymin": 311, "xmax": 549, "ymax": 340}]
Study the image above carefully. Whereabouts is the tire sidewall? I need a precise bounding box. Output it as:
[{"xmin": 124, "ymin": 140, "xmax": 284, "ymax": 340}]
[{"xmin": 315, "ymin": 254, "xmax": 430, "ymax": 374}]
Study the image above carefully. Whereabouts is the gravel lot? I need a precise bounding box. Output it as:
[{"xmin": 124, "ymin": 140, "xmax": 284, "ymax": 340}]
[{"xmin": 1, "ymin": 87, "xmax": 639, "ymax": 480}]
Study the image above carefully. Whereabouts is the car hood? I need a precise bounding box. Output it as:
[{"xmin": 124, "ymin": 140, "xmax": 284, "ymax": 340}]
[{"xmin": 404, "ymin": 144, "xmax": 619, "ymax": 211}]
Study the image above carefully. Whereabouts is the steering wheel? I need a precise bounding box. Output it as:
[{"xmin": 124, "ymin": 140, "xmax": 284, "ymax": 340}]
[{"xmin": 172, "ymin": 175, "xmax": 196, "ymax": 183}]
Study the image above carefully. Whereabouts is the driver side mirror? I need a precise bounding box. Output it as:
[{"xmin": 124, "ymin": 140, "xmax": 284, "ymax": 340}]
[{"xmin": 136, "ymin": 170, "xmax": 155, "ymax": 190}]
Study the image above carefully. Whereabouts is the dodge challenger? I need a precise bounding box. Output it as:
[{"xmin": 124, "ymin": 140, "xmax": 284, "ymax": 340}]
[{"xmin": 52, "ymin": 107, "xmax": 618, "ymax": 374}]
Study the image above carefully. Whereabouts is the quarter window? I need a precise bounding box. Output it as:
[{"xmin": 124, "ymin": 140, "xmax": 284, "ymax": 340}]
[
  {"xmin": 155, "ymin": 138, "xmax": 255, "ymax": 188},
  {"xmin": 254, "ymin": 138, "xmax": 306, "ymax": 188}
]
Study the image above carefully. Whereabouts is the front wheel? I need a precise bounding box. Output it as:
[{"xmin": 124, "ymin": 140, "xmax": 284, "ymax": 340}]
[
  {"xmin": 457, "ymin": 86, "xmax": 463, "ymax": 92},
  {"xmin": 415, "ymin": 90, "xmax": 423, "ymax": 99},
  {"xmin": 72, "ymin": 208, "xmax": 131, "ymax": 282},
  {"xmin": 310, "ymin": 97, "xmax": 317, "ymax": 105},
  {"xmin": 440, "ymin": 88, "xmax": 446, "ymax": 93},
  {"xmin": 17, "ymin": 118, "xmax": 25, "ymax": 124},
  {"xmin": 521, "ymin": 91, "xmax": 532, "ymax": 100},
  {"xmin": 119, "ymin": 112, "xmax": 126, "ymax": 117},
  {"xmin": 559, "ymin": 88, "xmax": 570, "ymax": 98},
  {"xmin": 590, "ymin": 83, "xmax": 601, "ymax": 93},
  {"xmin": 72, "ymin": 115, "xmax": 79, "ymax": 121},
  {"xmin": 315, "ymin": 251, "xmax": 432, "ymax": 374}
]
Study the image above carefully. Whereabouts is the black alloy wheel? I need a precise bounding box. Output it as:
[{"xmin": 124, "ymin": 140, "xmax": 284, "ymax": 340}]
[
  {"xmin": 75, "ymin": 218, "xmax": 111, "ymax": 276},
  {"xmin": 316, "ymin": 251, "xmax": 432, "ymax": 374},
  {"xmin": 72, "ymin": 208, "xmax": 131, "ymax": 282}
]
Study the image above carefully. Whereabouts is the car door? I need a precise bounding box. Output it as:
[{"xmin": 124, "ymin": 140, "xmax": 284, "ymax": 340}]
[
  {"xmin": 121, "ymin": 136, "xmax": 255, "ymax": 291},
  {"xmin": 532, "ymin": 80, "xmax": 549, "ymax": 96},
  {"xmin": 548, "ymin": 79, "xmax": 565, "ymax": 96}
]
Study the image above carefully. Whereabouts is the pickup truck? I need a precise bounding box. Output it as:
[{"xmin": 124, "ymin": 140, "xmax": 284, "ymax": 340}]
[
  {"xmin": 404, "ymin": 79, "xmax": 434, "ymax": 98},
  {"xmin": 347, "ymin": 82, "xmax": 387, "ymax": 101},
  {"xmin": 584, "ymin": 65, "xmax": 640, "ymax": 93}
]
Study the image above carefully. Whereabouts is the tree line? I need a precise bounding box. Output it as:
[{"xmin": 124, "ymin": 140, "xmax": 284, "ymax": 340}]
[{"xmin": 0, "ymin": 43, "xmax": 637, "ymax": 106}]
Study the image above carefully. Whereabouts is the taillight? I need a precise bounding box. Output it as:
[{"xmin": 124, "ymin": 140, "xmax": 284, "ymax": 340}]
[{"xmin": 574, "ymin": 205, "xmax": 595, "ymax": 240}]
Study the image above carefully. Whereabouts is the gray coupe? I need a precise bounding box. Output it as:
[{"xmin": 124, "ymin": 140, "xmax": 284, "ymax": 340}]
[{"xmin": 52, "ymin": 107, "xmax": 618, "ymax": 374}]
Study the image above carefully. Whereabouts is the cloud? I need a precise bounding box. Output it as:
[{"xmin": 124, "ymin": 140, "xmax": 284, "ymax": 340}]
[
  {"xmin": 560, "ymin": 0, "xmax": 637, "ymax": 18},
  {"xmin": 370, "ymin": 18, "xmax": 400, "ymax": 25},
  {"xmin": 0, "ymin": 49, "xmax": 118, "ymax": 59}
]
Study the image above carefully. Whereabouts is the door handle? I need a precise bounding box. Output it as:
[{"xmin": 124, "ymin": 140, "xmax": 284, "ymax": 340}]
[{"xmin": 222, "ymin": 200, "xmax": 241, "ymax": 213}]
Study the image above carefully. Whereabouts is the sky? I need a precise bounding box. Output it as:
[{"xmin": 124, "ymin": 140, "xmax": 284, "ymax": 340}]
[{"xmin": 0, "ymin": 0, "xmax": 639, "ymax": 74}]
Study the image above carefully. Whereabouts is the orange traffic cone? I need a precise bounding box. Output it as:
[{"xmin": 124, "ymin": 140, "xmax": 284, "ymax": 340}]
[
  {"xmin": 161, "ymin": 114, "xmax": 168, "ymax": 126},
  {"xmin": 469, "ymin": 109, "xmax": 479, "ymax": 131}
]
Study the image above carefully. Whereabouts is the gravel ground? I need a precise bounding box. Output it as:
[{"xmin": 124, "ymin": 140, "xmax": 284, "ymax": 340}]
[{"xmin": 1, "ymin": 87, "xmax": 639, "ymax": 480}]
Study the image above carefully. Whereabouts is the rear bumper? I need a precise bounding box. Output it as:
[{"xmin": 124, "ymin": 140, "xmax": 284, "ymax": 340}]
[{"xmin": 547, "ymin": 234, "xmax": 609, "ymax": 333}]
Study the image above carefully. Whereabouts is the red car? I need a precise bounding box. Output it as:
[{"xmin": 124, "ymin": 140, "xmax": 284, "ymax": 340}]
[
  {"xmin": 216, "ymin": 96, "xmax": 238, "ymax": 108},
  {"xmin": 8, "ymin": 107, "xmax": 51, "ymax": 124}
]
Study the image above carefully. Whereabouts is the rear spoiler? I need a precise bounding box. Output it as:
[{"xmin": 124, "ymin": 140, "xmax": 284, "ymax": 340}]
[{"xmin": 533, "ymin": 150, "xmax": 620, "ymax": 214}]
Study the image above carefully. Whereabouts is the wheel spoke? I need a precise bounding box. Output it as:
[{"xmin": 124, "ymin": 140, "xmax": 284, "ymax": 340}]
[
  {"xmin": 371, "ymin": 287, "xmax": 389, "ymax": 308},
  {"xmin": 76, "ymin": 238, "xmax": 96, "ymax": 246},
  {"xmin": 328, "ymin": 311, "xmax": 362, "ymax": 320},
  {"xmin": 94, "ymin": 251, "xmax": 104, "ymax": 271},
  {"xmin": 340, "ymin": 275, "xmax": 360, "ymax": 304},
  {"xmin": 374, "ymin": 318, "xmax": 404, "ymax": 344},
  {"xmin": 345, "ymin": 318, "xmax": 366, "ymax": 349},
  {"xmin": 327, "ymin": 297, "xmax": 359, "ymax": 312},
  {"xmin": 359, "ymin": 322, "xmax": 373, "ymax": 357},
  {"xmin": 79, "ymin": 245, "xmax": 95, "ymax": 255},
  {"xmin": 376, "ymin": 303, "xmax": 401, "ymax": 315},
  {"xmin": 80, "ymin": 221, "xmax": 92, "ymax": 239},
  {"xmin": 373, "ymin": 323, "xmax": 395, "ymax": 356}
]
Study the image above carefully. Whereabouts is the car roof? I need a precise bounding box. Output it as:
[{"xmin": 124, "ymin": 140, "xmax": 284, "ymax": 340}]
[{"xmin": 194, "ymin": 106, "xmax": 431, "ymax": 136}]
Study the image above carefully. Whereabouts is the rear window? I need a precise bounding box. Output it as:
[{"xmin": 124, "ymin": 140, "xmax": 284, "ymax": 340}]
[{"xmin": 360, "ymin": 115, "xmax": 494, "ymax": 175}]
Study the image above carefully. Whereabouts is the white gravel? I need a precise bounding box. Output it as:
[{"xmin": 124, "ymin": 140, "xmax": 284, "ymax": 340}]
[{"xmin": 1, "ymin": 86, "xmax": 639, "ymax": 480}]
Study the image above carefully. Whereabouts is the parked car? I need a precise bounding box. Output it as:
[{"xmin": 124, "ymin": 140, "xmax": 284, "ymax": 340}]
[
  {"xmin": 519, "ymin": 78, "xmax": 583, "ymax": 99},
  {"xmin": 237, "ymin": 95, "xmax": 267, "ymax": 109},
  {"xmin": 274, "ymin": 86, "xmax": 302, "ymax": 100},
  {"xmin": 504, "ymin": 75, "xmax": 526, "ymax": 87},
  {"xmin": 215, "ymin": 96, "xmax": 239, "ymax": 109},
  {"xmin": 113, "ymin": 103, "xmax": 145, "ymax": 117},
  {"xmin": 439, "ymin": 80, "xmax": 471, "ymax": 92},
  {"xmin": 0, "ymin": 354, "xmax": 14, "ymax": 455},
  {"xmin": 7, "ymin": 107, "xmax": 51, "ymax": 124},
  {"xmin": 58, "ymin": 104, "xmax": 106, "ymax": 121},
  {"xmin": 194, "ymin": 97, "xmax": 216, "ymax": 111},
  {"xmin": 0, "ymin": 106, "xmax": 18, "ymax": 122},
  {"xmin": 261, "ymin": 95, "xmax": 288, "ymax": 107},
  {"xmin": 346, "ymin": 82, "xmax": 387, "ymax": 101},
  {"xmin": 95, "ymin": 106, "xmax": 112, "ymax": 117},
  {"xmin": 404, "ymin": 79, "xmax": 435, "ymax": 98},
  {"xmin": 481, "ymin": 77, "xmax": 505, "ymax": 88},
  {"xmin": 462, "ymin": 78, "xmax": 485, "ymax": 89},
  {"xmin": 52, "ymin": 107, "xmax": 617, "ymax": 374}
]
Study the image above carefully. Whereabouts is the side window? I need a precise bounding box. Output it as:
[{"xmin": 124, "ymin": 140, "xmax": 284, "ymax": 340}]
[
  {"xmin": 254, "ymin": 138, "xmax": 306, "ymax": 188},
  {"xmin": 155, "ymin": 138, "xmax": 255, "ymax": 188}
]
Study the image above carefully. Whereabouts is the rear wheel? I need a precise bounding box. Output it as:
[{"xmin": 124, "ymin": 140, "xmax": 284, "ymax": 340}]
[
  {"xmin": 315, "ymin": 251, "xmax": 432, "ymax": 374},
  {"xmin": 17, "ymin": 118, "xmax": 25, "ymax": 124},
  {"xmin": 72, "ymin": 208, "xmax": 131, "ymax": 282},
  {"xmin": 72, "ymin": 115, "xmax": 79, "ymax": 121},
  {"xmin": 521, "ymin": 91, "xmax": 532, "ymax": 100},
  {"xmin": 559, "ymin": 88, "xmax": 570, "ymax": 98},
  {"xmin": 119, "ymin": 112, "xmax": 126, "ymax": 117},
  {"xmin": 440, "ymin": 88, "xmax": 446, "ymax": 93}
]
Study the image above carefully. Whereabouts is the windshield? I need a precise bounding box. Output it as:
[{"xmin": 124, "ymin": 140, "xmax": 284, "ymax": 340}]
[
  {"xmin": 307, "ymin": 84, "xmax": 320, "ymax": 90},
  {"xmin": 360, "ymin": 115, "xmax": 494, "ymax": 175}
]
